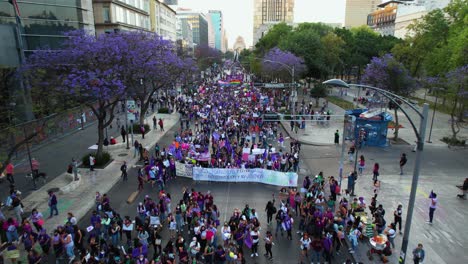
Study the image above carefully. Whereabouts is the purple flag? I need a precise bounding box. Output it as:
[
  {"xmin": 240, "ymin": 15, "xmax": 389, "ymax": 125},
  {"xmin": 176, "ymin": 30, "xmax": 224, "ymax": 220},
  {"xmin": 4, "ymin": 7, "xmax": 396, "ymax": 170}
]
[
  {"xmin": 168, "ymin": 145, "xmax": 176, "ymax": 156},
  {"xmin": 213, "ymin": 132, "xmax": 220, "ymax": 141},
  {"xmin": 225, "ymin": 140, "xmax": 232, "ymax": 154},
  {"xmin": 175, "ymin": 149, "xmax": 183, "ymax": 160},
  {"xmin": 244, "ymin": 230, "xmax": 253, "ymax": 248},
  {"xmin": 271, "ymin": 154, "xmax": 277, "ymax": 162}
]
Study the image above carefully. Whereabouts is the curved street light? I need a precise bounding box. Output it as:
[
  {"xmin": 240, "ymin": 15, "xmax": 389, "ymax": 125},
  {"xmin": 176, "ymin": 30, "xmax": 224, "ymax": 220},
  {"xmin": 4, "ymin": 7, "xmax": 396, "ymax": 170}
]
[
  {"xmin": 323, "ymin": 79, "xmax": 429, "ymax": 264},
  {"xmin": 259, "ymin": 58, "xmax": 298, "ymax": 114}
]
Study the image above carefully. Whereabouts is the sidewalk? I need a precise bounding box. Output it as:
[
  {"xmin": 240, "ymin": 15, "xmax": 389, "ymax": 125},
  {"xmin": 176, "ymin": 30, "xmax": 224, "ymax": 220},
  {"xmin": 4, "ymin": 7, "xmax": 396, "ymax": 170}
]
[
  {"xmin": 17, "ymin": 112, "xmax": 179, "ymax": 233},
  {"xmin": 330, "ymin": 87, "xmax": 468, "ymax": 146},
  {"xmin": 280, "ymin": 98, "xmax": 345, "ymax": 146},
  {"xmin": 281, "ymin": 87, "xmax": 468, "ymax": 147}
]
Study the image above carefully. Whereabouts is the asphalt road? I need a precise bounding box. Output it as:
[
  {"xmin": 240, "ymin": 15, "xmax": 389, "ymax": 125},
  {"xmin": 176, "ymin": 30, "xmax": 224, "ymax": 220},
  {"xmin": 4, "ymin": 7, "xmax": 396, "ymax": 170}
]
[
  {"xmin": 76, "ymin": 122, "xmax": 356, "ymax": 264},
  {"xmin": 1, "ymin": 111, "xmax": 128, "ymax": 199},
  {"xmin": 7, "ymin": 108, "xmax": 467, "ymax": 264}
]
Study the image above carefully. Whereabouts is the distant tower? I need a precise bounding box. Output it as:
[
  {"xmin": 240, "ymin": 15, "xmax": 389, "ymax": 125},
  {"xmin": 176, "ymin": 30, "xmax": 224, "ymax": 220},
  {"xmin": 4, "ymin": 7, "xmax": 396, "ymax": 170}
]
[
  {"xmin": 233, "ymin": 36, "xmax": 246, "ymax": 53},
  {"xmin": 344, "ymin": 0, "xmax": 379, "ymax": 28}
]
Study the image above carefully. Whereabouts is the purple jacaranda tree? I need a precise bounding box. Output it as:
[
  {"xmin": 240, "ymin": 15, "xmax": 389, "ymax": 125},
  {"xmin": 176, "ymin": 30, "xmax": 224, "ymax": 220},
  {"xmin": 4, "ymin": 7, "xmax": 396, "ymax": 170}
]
[
  {"xmin": 116, "ymin": 31, "xmax": 189, "ymax": 126},
  {"xmin": 362, "ymin": 54, "xmax": 416, "ymax": 140},
  {"xmin": 179, "ymin": 57, "xmax": 199, "ymax": 86},
  {"xmin": 262, "ymin": 47, "xmax": 306, "ymax": 82},
  {"xmin": 22, "ymin": 30, "xmax": 130, "ymax": 158},
  {"xmin": 195, "ymin": 45, "xmax": 223, "ymax": 70}
]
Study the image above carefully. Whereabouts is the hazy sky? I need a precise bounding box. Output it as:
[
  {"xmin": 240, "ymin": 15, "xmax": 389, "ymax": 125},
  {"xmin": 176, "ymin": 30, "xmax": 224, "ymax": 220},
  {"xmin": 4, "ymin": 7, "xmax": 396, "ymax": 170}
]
[{"xmin": 178, "ymin": 0, "xmax": 346, "ymax": 49}]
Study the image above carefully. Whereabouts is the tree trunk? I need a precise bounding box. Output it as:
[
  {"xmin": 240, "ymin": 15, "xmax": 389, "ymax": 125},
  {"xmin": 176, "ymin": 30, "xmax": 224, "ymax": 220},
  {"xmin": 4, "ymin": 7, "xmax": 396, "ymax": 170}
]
[
  {"xmin": 315, "ymin": 98, "xmax": 320, "ymax": 107},
  {"xmin": 393, "ymin": 108, "xmax": 400, "ymax": 140},
  {"xmin": 0, "ymin": 127, "xmax": 41, "ymax": 175},
  {"xmin": 91, "ymin": 101, "xmax": 118, "ymax": 159},
  {"xmin": 450, "ymin": 96, "xmax": 460, "ymax": 140},
  {"xmin": 457, "ymin": 101, "xmax": 465, "ymax": 122},
  {"xmin": 96, "ymin": 119, "xmax": 105, "ymax": 159}
]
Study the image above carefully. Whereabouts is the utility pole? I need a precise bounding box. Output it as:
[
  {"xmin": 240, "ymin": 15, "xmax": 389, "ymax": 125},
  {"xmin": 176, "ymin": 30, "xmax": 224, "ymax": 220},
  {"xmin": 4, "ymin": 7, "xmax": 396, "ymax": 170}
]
[
  {"xmin": 427, "ymin": 91, "xmax": 440, "ymax": 143},
  {"xmin": 338, "ymin": 114, "xmax": 349, "ymax": 187},
  {"xmin": 125, "ymin": 100, "xmax": 129, "ymax": 149},
  {"xmin": 400, "ymin": 104, "xmax": 429, "ymax": 263},
  {"xmin": 22, "ymin": 126, "xmax": 34, "ymax": 188}
]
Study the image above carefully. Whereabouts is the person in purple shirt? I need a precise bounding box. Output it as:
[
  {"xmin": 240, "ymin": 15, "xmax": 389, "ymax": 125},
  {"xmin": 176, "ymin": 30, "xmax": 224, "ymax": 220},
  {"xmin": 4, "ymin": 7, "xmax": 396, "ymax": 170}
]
[
  {"xmin": 90, "ymin": 211, "xmax": 101, "ymax": 238},
  {"xmin": 48, "ymin": 190, "xmax": 58, "ymax": 218},
  {"xmin": 169, "ymin": 158, "xmax": 176, "ymax": 180},
  {"xmin": 322, "ymin": 233, "xmax": 333, "ymax": 263}
]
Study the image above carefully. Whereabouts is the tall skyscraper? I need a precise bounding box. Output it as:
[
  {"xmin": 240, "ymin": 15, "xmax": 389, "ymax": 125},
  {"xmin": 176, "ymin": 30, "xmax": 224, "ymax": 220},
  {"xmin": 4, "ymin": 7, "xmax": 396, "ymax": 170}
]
[
  {"xmin": 344, "ymin": 0, "xmax": 379, "ymax": 28},
  {"xmin": 208, "ymin": 10, "xmax": 223, "ymax": 51},
  {"xmin": 176, "ymin": 11, "xmax": 208, "ymax": 47},
  {"xmin": 0, "ymin": 0, "xmax": 95, "ymax": 64},
  {"xmin": 0, "ymin": 0, "xmax": 95, "ymax": 121},
  {"xmin": 253, "ymin": 0, "xmax": 295, "ymax": 45}
]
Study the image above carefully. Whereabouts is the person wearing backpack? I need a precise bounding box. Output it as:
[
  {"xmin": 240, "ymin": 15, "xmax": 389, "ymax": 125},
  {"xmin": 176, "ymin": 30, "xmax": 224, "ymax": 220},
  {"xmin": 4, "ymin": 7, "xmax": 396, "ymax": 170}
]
[
  {"xmin": 203, "ymin": 243, "xmax": 215, "ymax": 263},
  {"xmin": 274, "ymin": 210, "xmax": 284, "ymax": 237},
  {"xmin": 189, "ymin": 237, "xmax": 200, "ymax": 262},
  {"xmin": 301, "ymin": 176, "xmax": 311, "ymax": 194},
  {"xmin": 265, "ymin": 200, "xmax": 276, "ymax": 225}
]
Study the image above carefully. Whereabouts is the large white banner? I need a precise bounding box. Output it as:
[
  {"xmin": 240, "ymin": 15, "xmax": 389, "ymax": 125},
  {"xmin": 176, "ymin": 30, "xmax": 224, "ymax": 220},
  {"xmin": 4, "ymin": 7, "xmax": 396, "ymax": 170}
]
[{"xmin": 192, "ymin": 167, "xmax": 298, "ymax": 187}]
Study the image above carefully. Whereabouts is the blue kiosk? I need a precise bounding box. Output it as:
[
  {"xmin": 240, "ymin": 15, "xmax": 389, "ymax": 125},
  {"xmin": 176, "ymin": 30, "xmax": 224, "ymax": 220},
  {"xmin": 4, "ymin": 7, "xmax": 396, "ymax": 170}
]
[{"xmin": 345, "ymin": 109, "xmax": 393, "ymax": 147}]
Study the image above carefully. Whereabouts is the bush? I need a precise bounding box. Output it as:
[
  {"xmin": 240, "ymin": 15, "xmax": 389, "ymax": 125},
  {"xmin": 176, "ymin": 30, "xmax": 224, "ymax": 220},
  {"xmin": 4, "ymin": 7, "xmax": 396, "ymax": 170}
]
[
  {"xmin": 326, "ymin": 96, "xmax": 355, "ymax": 110},
  {"xmin": 129, "ymin": 124, "xmax": 150, "ymax": 135},
  {"xmin": 441, "ymin": 137, "xmax": 466, "ymax": 146},
  {"xmin": 283, "ymin": 111, "xmax": 293, "ymax": 120},
  {"xmin": 82, "ymin": 152, "xmax": 112, "ymax": 168},
  {"xmin": 158, "ymin": 107, "xmax": 170, "ymax": 114}
]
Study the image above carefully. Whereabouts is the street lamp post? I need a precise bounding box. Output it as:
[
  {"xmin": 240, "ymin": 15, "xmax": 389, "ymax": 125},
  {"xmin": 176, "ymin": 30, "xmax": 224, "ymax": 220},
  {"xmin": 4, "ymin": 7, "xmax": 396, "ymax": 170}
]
[
  {"xmin": 338, "ymin": 114, "xmax": 350, "ymax": 187},
  {"xmin": 262, "ymin": 59, "xmax": 296, "ymax": 114},
  {"xmin": 426, "ymin": 88, "xmax": 442, "ymax": 143},
  {"xmin": 22, "ymin": 126, "xmax": 34, "ymax": 188},
  {"xmin": 125, "ymin": 100, "xmax": 130, "ymax": 149},
  {"xmin": 426, "ymin": 95, "xmax": 438, "ymax": 143},
  {"xmin": 324, "ymin": 79, "xmax": 429, "ymax": 264}
]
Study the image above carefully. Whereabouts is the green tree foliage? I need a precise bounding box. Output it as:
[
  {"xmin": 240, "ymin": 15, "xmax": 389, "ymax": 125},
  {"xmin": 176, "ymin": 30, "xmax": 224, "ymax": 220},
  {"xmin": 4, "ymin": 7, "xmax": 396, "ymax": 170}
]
[
  {"xmin": 362, "ymin": 54, "xmax": 416, "ymax": 140},
  {"xmin": 392, "ymin": 0, "xmax": 467, "ymax": 76},
  {"xmin": 309, "ymin": 83, "xmax": 328, "ymax": 106},
  {"xmin": 253, "ymin": 23, "xmax": 400, "ymax": 83},
  {"xmin": 254, "ymin": 22, "xmax": 293, "ymax": 56}
]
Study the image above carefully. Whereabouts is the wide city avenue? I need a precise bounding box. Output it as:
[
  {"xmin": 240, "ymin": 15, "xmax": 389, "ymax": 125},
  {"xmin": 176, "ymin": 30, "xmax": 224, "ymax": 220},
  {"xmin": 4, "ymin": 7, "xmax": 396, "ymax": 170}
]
[{"xmin": 0, "ymin": 1, "xmax": 467, "ymax": 264}]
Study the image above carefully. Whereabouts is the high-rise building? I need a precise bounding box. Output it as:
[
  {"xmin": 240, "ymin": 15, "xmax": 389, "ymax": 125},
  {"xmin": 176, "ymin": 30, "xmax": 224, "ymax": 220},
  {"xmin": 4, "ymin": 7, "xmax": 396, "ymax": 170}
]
[
  {"xmin": 344, "ymin": 0, "xmax": 379, "ymax": 28},
  {"xmin": 207, "ymin": 14, "xmax": 215, "ymax": 49},
  {"xmin": 367, "ymin": 1, "xmax": 400, "ymax": 36},
  {"xmin": 176, "ymin": 11, "xmax": 208, "ymax": 47},
  {"xmin": 176, "ymin": 16, "xmax": 193, "ymax": 56},
  {"xmin": 207, "ymin": 10, "xmax": 223, "ymax": 51},
  {"xmin": 0, "ymin": 0, "xmax": 95, "ymax": 65},
  {"xmin": 0, "ymin": 0, "xmax": 95, "ymax": 121},
  {"xmin": 253, "ymin": 0, "xmax": 295, "ymax": 45},
  {"xmin": 93, "ymin": 0, "xmax": 151, "ymax": 35},
  {"xmin": 394, "ymin": 0, "xmax": 450, "ymax": 38},
  {"xmin": 150, "ymin": 0, "xmax": 177, "ymax": 41},
  {"xmin": 222, "ymin": 29, "xmax": 228, "ymax": 53}
]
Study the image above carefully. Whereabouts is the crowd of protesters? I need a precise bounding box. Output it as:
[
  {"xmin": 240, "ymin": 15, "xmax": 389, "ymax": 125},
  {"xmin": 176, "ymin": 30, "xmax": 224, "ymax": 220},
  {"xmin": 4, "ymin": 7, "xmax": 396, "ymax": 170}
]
[{"xmin": 144, "ymin": 80, "xmax": 304, "ymax": 173}]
